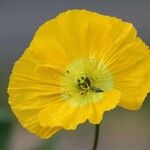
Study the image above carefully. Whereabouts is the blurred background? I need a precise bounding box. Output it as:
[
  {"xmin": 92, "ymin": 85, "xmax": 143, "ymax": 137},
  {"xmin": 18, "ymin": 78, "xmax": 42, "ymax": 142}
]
[{"xmin": 0, "ymin": 0, "xmax": 150, "ymax": 150}]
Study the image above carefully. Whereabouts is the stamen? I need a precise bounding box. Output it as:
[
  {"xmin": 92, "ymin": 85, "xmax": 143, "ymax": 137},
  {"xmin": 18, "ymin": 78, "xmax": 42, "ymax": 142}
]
[
  {"xmin": 77, "ymin": 76, "xmax": 91, "ymax": 91},
  {"xmin": 90, "ymin": 86, "xmax": 104, "ymax": 93},
  {"xmin": 77, "ymin": 76, "xmax": 103, "ymax": 95}
]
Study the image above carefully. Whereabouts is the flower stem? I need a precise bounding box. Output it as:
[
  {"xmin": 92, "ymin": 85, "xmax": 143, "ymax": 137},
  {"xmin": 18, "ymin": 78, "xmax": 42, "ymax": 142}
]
[{"xmin": 92, "ymin": 124, "xmax": 100, "ymax": 150}]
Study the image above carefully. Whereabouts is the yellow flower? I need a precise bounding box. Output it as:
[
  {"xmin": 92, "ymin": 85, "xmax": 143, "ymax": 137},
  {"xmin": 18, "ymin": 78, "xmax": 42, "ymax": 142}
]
[{"xmin": 8, "ymin": 10, "xmax": 150, "ymax": 139}]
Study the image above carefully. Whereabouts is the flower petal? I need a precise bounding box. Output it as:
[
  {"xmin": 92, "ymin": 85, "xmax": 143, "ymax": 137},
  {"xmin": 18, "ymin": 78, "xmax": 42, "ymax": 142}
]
[
  {"xmin": 111, "ymin": 38, "xmax": 150, "ymax": 110},
  {"xmin": 8, "ymin": 51, "xmax": 65, "ymax": 110},
  {"xmin": 39, "ymin": 89, "xmax": 121, "ymax": 130},
  {"xmin": 12, "ymin": 108, "xmax": 61, "ymax": 139},
  {"xmin": 29, "ymin": 10, "xmax": 111, "ymax": 61},
  {"xmin": 89, "ymin": 90, "xmax": 121, "ymax": 124}
]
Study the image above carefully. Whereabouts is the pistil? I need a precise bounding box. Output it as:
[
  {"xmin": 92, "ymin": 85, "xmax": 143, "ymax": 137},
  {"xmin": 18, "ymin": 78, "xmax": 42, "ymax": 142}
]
[{"xmin": 77, "ymin": 76, "xmax": 103, "ymax": 95}]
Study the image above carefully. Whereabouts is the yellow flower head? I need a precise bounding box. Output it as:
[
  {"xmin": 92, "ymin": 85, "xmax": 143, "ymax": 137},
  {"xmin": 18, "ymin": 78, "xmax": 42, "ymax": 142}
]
[{"xmin": 8, "ymin": 10, "xmax": 150, "ymax": 139}]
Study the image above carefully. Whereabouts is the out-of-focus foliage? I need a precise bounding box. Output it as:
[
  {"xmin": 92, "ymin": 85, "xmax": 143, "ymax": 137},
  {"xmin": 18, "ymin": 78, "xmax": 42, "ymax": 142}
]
[{"xmin": 0, "ymin": 108, "xmax": 13, "ymax": 150}]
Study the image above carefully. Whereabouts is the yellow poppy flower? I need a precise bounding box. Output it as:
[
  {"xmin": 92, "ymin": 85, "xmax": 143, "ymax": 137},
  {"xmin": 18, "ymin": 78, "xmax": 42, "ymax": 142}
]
[{"xmin": 8, "ymin": 9, "xmax": 150, "ymax": 139}]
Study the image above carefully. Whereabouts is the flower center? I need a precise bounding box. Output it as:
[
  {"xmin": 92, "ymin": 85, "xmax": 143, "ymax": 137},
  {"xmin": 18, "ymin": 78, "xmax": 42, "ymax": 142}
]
[
  {"xmin": 60, "ymin": 58, "xmax": 113, "ymax": 106},
  {"xmin": 77, "ymin": 75, "xmax": 103, "ymax": 95},
  {"xmin": 77, "ymin": 75, "xmax": 91, "ymax": 93}
]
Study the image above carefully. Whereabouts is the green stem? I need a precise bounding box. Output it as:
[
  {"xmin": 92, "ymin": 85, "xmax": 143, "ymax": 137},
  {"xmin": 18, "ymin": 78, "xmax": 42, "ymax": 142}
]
[{"xmin": 92, "ymin": 124, "xmax": 100, "ymax": 150}]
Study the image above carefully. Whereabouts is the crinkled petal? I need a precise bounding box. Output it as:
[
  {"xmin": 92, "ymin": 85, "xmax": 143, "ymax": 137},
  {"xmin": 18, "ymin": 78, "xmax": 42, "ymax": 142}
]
[
  {"xmin": 8, "ymin": 50, "xmax": 65, "ymax": 109},
  {"xmin": 29, "ymin": 10, "xmax": 111, "ymax": 61},
  {"xmin": 12, "ymin": 108, "xmax": 61, "ymax": 139},
  {"xmin": 110, "ymin": 38, "xmax": 150, "ymax": 110},
  {"xmin": 39, "ymin": 89, "xmax": 121, "ymax": 130}
]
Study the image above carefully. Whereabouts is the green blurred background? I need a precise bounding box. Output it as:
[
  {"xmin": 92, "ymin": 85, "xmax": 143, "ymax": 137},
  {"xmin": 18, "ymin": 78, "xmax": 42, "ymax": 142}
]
[{"xmin": 0, "ymin": 0, "xmax": 150, "ymax": 150}]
